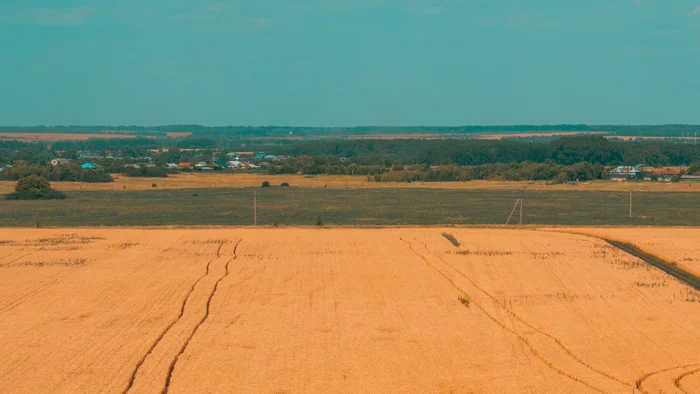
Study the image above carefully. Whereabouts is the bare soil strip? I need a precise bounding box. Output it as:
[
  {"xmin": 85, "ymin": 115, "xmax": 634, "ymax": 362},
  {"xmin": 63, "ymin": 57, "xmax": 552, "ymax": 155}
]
[{"xmin": 603, "ymin": 239, "xmax": 700, "ymax": 291}]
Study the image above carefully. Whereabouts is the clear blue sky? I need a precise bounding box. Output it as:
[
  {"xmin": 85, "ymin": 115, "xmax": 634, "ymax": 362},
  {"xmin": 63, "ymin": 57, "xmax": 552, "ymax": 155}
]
[{"xmin": 1, "ymin": 1, "xmax": 700, "ymax": 126}]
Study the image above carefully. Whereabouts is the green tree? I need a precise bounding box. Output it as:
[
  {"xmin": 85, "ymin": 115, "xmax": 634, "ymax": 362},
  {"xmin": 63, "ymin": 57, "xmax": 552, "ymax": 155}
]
[{"xmin": 15, "ymin": 175, "xmax": 51, "ymax": 192}]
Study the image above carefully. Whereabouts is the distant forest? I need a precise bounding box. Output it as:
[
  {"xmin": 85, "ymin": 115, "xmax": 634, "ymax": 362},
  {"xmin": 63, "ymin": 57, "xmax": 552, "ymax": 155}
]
[
  {"xmin": 3, "ymin": 136, "xmax": 700, "ymax": 168},
  {"xmin": 2, "ymin": 124, "xmax": 700, "ymax": 138}
]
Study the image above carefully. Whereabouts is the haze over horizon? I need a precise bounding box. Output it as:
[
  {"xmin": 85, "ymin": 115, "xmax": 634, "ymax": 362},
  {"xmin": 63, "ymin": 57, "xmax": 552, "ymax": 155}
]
[{"xmin": 2, "ymin": 1, "xmax": 700, "ymax": 127}]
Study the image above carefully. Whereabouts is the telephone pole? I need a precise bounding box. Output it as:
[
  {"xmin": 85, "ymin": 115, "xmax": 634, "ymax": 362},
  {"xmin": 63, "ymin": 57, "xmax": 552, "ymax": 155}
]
[
  {"xmin": 629, "ymin": 188, "xmax": 632, "ymax": 218},
  {"xmin": 519, "ymin": 191, "xmax": 523, "ymax": 225},
  {"xmin": 254, "ymin": 191, "xmax": 257, "ymax": 226}
]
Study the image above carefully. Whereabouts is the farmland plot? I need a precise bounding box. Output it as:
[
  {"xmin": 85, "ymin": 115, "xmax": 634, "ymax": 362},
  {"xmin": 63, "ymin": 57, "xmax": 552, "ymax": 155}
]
[
  {"xmin": 0, "ymin": 228, "xmax": 698, "ymax": 393},
  {"xmin": 556, "ymin": 228, "xmax": 700, "ymax": 278}
]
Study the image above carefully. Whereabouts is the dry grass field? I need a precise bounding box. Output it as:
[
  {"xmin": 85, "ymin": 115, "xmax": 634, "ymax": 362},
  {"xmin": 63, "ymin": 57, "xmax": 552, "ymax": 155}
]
[
  {"xmin": 0, "ymin": 228, "xmax": 698, "ymax": 393},
  {"xmin": 0, "ymin": 133, "xmax": 141, "ymax": 141},
  {"xmin": 2, "ymin": 173, "xmax": 699, "ymax": 194}
]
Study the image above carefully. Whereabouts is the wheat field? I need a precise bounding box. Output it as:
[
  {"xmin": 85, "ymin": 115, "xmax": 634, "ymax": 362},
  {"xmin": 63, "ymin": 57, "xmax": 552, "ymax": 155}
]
[{"xmin": 0, "ymin": 228, "xmax": 698, "ymax": 393}]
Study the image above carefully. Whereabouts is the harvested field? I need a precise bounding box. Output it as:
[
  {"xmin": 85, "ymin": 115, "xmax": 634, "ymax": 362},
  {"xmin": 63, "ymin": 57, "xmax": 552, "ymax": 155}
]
[
  {"xmin": 0, "ymin": 228, "xmax": 698, "ymax": 393},
  {"xmin": 165, "ymin": 132, "xmax": 192, "ymax": 138},
  {"xmin": 2, "ymin": 173, "xmax": 700, "ymax": 193},
  {"xmin": 0, "ymin": 133, "xmax": 140, "ymax": 141}
]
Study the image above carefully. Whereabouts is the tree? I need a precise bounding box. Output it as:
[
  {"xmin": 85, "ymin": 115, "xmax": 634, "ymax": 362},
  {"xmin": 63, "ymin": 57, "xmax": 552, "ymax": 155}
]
[
  {"xmin": 687, "ymin": 161, "xmax": 700, "ymax": 175},
  {"xmin": 262, "ymin": 181, "xmax": 271, "ymax": 187},
  {"xmin": 15, "ymin": 175, "xmax": 51, "ymax": 192},
  {"xmin": 281, "ymin": 182, "xmax": 290, "ymax": 187},
  {"xmin": 7, "ymin": 175, "xmax": 65, "ymax": 200},
  {"xmin": 314, "ymin": 215, "xmax": 324, "ymax": 226}
]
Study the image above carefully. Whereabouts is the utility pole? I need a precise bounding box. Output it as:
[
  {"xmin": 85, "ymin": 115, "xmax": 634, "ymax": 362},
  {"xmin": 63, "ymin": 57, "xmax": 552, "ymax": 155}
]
[
  {"xmin": 519, "ymin": 191, "xmax": 524, "ymax": 225},
  {"xmin": 254, "ymin": 191, "xmax": 257, "ymax": 226},
  {"xmin": 629, "ymin": 188, "xmax": 632, "ymax": 218}
]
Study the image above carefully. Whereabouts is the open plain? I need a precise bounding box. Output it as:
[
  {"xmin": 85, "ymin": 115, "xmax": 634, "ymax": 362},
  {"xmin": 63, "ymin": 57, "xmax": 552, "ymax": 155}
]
[
  {"xmin": 2, "ymin": 173, "xmax": 700, "ymax": 194},
  {"xmin": 0, "ymin": 228, "xmax": 698, "ymax": 393}
]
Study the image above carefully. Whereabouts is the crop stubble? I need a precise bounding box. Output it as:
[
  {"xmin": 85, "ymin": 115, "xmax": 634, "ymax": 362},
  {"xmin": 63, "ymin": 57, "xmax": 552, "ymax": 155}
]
[{"xmin": 0, "ymin": 228, "xmax": 698, "ymax": 393}]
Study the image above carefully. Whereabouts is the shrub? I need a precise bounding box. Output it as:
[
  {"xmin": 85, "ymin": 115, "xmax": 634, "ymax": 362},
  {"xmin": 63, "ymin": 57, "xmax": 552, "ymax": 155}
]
[
  {"xmin": 314, "ymin": 215, "xmax": 324, "ymax": 226},
  {"xmin": 442, "ymin": 232, "xmax": 460, "ymax": 247},
  {"xmin": 15, "ymin": 175, "xmax": 50, "ymax": 192},
  {"xmin": 6, "ymin": 189, "xmax": 66, "ymax": 200},
  {"xmin": 273, "ymin": 218, "xmax": 279, "ymax": 227},
  {"xmin": 262, "ymin": 181, "xmax": 271, "ymax": 187},
  {"xmin": 281, "ymin": 182, "xmax": 290, "ymax": 187},
  {"xmin": 119, "ymin": 167, "xmax": 167, "ymax": 178},
  {"xmin": 6, "ymin": 176, "xmax": 65, "ymax": 200}
]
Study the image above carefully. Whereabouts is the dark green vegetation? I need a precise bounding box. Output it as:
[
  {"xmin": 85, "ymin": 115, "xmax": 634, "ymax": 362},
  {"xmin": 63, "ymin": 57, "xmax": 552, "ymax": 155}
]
[
  {"xmin": 5, "ymin": 176, "xmax": 65, "ymax": 200},
  {"xmin": 604, "ymin": 239, "xmax": 700, "ymax": 291},
  {"xmin": 442, "ymin": 233, "xmax": 460, "ymax": 247},
  {"xmin": 0, "ymin": 188, "xmax": 698, "ymax": 227},
  {"xmin": 269, "ymin": 136, "xmax": 700, "ymax": 166},
  {"xmin": 0, "ymin": 162, "xmax": 113, "ymax": 183}
]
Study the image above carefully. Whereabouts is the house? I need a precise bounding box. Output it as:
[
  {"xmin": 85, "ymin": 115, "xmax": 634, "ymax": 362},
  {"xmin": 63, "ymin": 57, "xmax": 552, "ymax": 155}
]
[
  {"xmin": 195, "ymin": 162, "xmax": 214, "ymax": 171},
  {"xmin": 81, "ymin": 163, "xmax": 101, "ymax": 170},
  {"xmin": 124, "ymin": 164, "xmax": 141, "ymax": 169},
  {"xmin": 50, "ymin": 158, "xmax": 72, "ymax": 166},
  {"xmin": 681, "ymin": 175, "xmax": 700, "ymax": 182},
  {"xmin": 165, "ymin": 163, "xmax": 180, "ymax": 169},
  {"xmin": 652, "ymin": 169, "xmax": 680, "ymax": 182},
  {"xmin": 610, "ymin": 166, "xmax": 641, "ymax": 180},
  {"xmin": 0, "ymin": 164, "xmax": 11, "ymax": 172},
  {"xmin": 178, "ymin": 162, "xmax": 192, "ymax": 169},
  {"xmin": 264, "ymin": 155, "xmax": 277, "ymax": 160},
  {"xmin": 78, "ymin": 152, "xmax": 97, "ymax": 158},
  {"xmin": 213, "ymin": 160, "xmax": 229, "ymax": 169},
  {"xmin": 226, "ymin": 153, "xmax": 239, "ymax": 160},
  {"xmin": 228, "ymin": 160, "xmax": 242, "ymax": 169},
  {"xmin": 255, "ymin": 153, "xmax": 267, "ymax": 159}
]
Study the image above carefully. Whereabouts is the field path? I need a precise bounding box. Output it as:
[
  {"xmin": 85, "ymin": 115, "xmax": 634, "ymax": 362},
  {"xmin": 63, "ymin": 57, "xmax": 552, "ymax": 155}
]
[{"xmin": 126, "ymin": 240, "xmax": 240, "ymax": 394}]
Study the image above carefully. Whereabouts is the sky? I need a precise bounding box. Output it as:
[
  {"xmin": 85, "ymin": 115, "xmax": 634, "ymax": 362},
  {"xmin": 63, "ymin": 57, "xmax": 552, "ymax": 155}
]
[{"xmin": 1, "ymin": 1, "xmax": 700, "ymax": 127}]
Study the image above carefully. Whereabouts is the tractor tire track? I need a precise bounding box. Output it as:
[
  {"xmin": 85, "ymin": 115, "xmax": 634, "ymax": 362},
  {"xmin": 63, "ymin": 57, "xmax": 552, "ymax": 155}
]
[
  {"xmin": 123, "ymin": 241, "xmax": 229, "ymax": 394},
  {"xmin": 162, "ymin": 239, "xmax": 242, "ymax": 394},
  {"xmin": 635, "ymin": 363, "xmax": 700, "ymax": 391},
  {"xmin": 603, "ymin": 239, "xmax": 700, "ymax": 291},
  {"xmin": 419, "ymin": 240, "xmax": 634, "ymax": 391},
  {"xmin": 400, "ymin": 238, "xmax": 608, "ymax": 394},
  {"xmin": 675, "ymin": 368, "xmax": 700, "ymax": 393}
]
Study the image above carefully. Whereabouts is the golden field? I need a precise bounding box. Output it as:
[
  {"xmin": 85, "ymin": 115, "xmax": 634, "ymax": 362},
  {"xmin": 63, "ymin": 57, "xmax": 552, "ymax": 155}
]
[
  {"xmin": 558, "ymin": 228, "xmax": 700, "ymax": 277},
  {"xmin": 0, "ymin": 133, "xmax": 140, "ymax": 142},
  {"xmin": 2, "ymin": 173, "xmax": 700, "ymax": 194},
  {"xmin": 0, "ymin": 228, "xmax": 698, "ymax": 393}
]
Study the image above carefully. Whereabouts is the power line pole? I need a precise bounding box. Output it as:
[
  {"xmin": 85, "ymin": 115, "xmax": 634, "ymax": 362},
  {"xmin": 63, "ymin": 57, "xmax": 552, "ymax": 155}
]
[
  {"xmin": 254, "ymin": 191, "xmax": 257, "ymax": 226},
  {"xmin": 519, "ymin": 191, "xmax": 524, "ymax": 225},
  {"xmin": 629, "ymin": 188, "xmax": 632, "ymax": 218}
]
